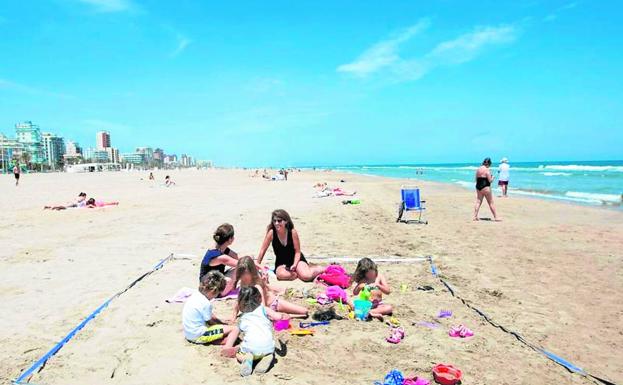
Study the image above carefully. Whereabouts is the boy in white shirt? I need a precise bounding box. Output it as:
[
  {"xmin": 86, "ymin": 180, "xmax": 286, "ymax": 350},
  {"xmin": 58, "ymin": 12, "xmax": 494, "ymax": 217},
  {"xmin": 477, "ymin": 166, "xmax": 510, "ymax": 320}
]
[{"xmin": 182, "ymin": 271, "xmax": 234, "ymax": 345}]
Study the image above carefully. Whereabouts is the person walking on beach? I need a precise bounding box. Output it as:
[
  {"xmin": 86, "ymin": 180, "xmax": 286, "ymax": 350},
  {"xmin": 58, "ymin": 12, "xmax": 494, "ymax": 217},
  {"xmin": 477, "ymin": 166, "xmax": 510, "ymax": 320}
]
[
  {"xmin": 13, "ymin": 164, "xmax": 20, "ymax": 186},
  {"xmin": 256, "ymin": 209, "xmax": 324, "ymax": 281},
  {"xmin": 473, "ymin": 157, "xmax": 501, "ymax": 221},
  {"xmin": 498, "ymin": 157, "xmax": 510, "ymax": 197}
]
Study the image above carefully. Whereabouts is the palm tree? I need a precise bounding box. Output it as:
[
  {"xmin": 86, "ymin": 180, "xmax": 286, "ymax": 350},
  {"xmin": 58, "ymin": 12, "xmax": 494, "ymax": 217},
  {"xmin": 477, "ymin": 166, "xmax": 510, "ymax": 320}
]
[{"xmin": 20, "ymin": 152, "xmax": 31, "ymax": 170}]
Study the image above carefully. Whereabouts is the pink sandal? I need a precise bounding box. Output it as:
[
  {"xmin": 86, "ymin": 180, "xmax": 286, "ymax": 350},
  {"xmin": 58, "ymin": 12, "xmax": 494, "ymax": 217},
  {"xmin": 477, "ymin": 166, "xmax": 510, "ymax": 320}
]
[
  {"xmin": 449, "ymin": 324, "xmax": 474, "ymax": 338},
  {"xmin": 386, "ymin": 326, "xmax": 405, "ymax": 344}
]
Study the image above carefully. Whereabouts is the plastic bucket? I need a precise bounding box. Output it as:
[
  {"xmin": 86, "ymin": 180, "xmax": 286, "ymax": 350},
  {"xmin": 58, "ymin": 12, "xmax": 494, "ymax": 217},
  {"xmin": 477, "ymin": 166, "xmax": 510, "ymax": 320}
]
[
  {"xmin": 273, "ymin": 319, "xmax": 291, "ymax": 331},
  {"xmin": 353, "ymin": 299, "xmax": 372, "ymax": 320}
]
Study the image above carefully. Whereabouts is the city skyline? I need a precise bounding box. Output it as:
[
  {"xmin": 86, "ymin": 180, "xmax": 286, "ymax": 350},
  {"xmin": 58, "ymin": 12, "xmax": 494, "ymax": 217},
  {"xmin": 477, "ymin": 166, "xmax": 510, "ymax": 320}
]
[{"xmin": 0, "ymin": 120, "xmax": 197, "ymax": 170}]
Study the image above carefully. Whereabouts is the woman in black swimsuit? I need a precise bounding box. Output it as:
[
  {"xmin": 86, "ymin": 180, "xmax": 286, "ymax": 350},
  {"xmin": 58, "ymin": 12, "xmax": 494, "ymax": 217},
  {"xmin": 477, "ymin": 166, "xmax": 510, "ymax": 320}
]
[
  {"xmin": 256, "ymin": 209, "xmax": 324, "ymax": 281},
  {"xmin": 473, "ymin": 158, "xmax": 501, "ymax": 221}
]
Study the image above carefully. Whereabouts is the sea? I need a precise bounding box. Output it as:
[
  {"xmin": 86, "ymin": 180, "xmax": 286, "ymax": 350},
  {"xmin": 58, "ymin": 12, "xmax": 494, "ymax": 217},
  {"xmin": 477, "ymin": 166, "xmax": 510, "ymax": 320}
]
[{"xmin": 327, "ymin": 160, "xmax": 623, "ymax": 207}]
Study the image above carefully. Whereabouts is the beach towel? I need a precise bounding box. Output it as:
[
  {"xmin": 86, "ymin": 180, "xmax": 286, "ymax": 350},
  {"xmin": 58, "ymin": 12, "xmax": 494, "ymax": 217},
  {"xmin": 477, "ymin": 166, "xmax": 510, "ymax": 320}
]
[
  {"xmin": 317, "ymin": 264, "xmax": 351, "ymax": 289},
  {"xmin": 165, "ymin": 287, "xmax": 195, "ymax": 303},
  {"xmin": 325, "ymin": 286, "xmax": 348, "ymax": 303}
]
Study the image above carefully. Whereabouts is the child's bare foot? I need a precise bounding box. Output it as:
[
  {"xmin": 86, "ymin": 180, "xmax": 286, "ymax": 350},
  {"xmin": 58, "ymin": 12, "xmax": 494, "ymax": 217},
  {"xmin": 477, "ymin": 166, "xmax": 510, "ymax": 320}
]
[
  {"xmin": 254, "ymin": 353, "xmax": 275, "ymax": 374},
  {"xmin": 240, "ymin": 353, "xmax": 254, "ymax": 377},
  {"xmin": 369, "ymin": 312, "xmax": 384, "ymax": 322}
]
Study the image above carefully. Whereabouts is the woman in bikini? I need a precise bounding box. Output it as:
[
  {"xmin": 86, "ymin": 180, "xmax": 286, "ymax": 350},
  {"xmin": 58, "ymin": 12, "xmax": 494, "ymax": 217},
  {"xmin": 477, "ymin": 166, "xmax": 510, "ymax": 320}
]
[
  {"xmin": 256, "ymin": 209, "xmax": 324, "ymax": 281},
  {"xmin": 473, "ymin": 157, "xmax": 501, "ymax": 221}
]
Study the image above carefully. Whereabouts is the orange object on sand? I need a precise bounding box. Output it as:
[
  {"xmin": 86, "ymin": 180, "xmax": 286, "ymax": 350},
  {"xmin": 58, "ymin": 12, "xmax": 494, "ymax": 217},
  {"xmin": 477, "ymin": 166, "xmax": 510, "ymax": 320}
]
[
  {"xmin": 289, "ymin": 329, "xmax": 315, "ymax": 336},
  {"xmin": 432, "ymin": 364, "xmax": 462, "ymax": 385}
]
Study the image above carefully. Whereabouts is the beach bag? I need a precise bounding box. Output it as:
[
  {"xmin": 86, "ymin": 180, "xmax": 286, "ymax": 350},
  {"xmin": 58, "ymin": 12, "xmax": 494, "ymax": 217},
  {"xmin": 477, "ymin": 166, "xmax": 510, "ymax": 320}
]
[
  {"xmin": 326, "ymin": 285, "xmax": 348, "ymax": 303},
  {"xmin": 318, "ymin": 264, "xmax": 351, "ymax": 289}
]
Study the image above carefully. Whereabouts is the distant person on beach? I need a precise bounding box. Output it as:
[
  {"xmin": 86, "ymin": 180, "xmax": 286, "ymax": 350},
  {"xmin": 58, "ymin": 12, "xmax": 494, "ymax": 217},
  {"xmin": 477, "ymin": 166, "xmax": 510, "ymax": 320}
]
[
  {"xmin": 165, "ymin": 175, "xmax": 176, "ymax": 187},
  {"xmin": 44, "ymin": 192, "xmax": 88, "ymax": 210},
  {"xmin": 13, "ymin": 165, "xmax": 20, "ymax": 186},
  {"xmin": 473, "ymin": 157, "xmax": 501, "ymax": 221},
  {"xmin": 256, "ymin": 209, "xmax": 324, "ymax": 281},
  {"xmin": 149, "ymin": 172, "xmax": 155, "ymax": 180},
  {"xmin": 498, "ymin": 157, "xmax": 510, "ymax": 197},
  {"xmin": 182, "ymin": 271, "xmax": 236, "ymax": 346},
  {"xmin": 200, "ymin": 224, "xmax": 240, "ymax": 295},
  {"xmin": 85, "ymin": 198, "xmax": 119, "ymax": 208}
]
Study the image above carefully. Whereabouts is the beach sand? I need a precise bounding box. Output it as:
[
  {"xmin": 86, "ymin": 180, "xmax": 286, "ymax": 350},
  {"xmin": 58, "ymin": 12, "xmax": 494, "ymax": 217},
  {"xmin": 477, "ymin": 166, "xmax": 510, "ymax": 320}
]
[{"xmin": 1, "ymin": 169, "xmax": 621, "ymax": 385}]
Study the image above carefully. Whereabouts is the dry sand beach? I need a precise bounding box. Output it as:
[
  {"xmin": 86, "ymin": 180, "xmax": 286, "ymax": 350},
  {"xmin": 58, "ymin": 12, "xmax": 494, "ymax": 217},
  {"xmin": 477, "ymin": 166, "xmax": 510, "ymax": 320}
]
[{"xmin": 1, "ymin": 169, "xmax": 621, "ymax": 385}]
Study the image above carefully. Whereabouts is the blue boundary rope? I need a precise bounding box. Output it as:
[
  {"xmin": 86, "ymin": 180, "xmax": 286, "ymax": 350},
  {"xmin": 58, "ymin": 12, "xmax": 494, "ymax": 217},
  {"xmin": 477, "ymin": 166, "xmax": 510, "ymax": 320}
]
[
  {"xmin": 426, "ymin": 256, "xmax": 617, "ymax": 385},
  {"xmin": 13, "ymin": 253, "xmax": 175, "ymax": 385}
]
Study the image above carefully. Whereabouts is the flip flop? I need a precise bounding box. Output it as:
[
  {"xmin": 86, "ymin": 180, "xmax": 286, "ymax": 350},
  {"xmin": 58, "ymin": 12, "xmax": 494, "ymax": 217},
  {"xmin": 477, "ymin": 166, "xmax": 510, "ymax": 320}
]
[
  {"xmin": 437, "ymin": 310, "xmax": 452, "ymax": 318},
  {"xmin": 386, "ymin": 327, "xmax": 405, "ymax": 344},
  {"xmin": 449, "ymin": 324, "xmax": 474, "ymax": 338}
]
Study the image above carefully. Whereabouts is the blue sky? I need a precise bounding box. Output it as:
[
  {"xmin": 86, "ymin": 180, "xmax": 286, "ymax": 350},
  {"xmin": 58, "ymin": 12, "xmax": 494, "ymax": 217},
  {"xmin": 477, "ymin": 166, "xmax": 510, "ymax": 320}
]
[{"xmin": 0, "ymin": 1, "xmax": 621, "ymax": 166}]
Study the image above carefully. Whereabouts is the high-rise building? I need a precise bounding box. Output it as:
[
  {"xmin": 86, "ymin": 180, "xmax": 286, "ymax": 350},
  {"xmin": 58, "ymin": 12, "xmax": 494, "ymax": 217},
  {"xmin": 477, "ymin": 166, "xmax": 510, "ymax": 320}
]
[
  {"xmin": 15, "ymin": 121, "xmax": 45, "ymax": 164},
  {"xmin": 0, "ymin": 134, "xmax": 25, "ymax": 172},
  {"xmin": 96, "ymin": 131, "xmax": 111, "ymax": 150},
  {"xmin": 164, "ymin": 154, "xmax": 177, "ymax": 164},
  {"xmin": 85, "ymin": 148, "xmax": 109, "ymax": 163},
  {"xmin": 153, "ymin": 148, "xmax": 164, "ymax": 161},
  {"xmin": 180, "ymin": 154, "xmax": 189, "ymax": 167},
  {"xmin": 136, "ymin": 147, "xmax": 153, "ymax": 162},
  {"xmin": 121, "ymin": 152, "xmax": 146, "ymax": 165},
  {"xmin": 105, "ymin": 147, "xmax": 120, "ymax": 163},
  {"xmin": 42, "ymin": 133, "xmax": 66, "ymax": 169},
  {"xmin": 65, "ymin": 141, "xmax": 82, "ymax": 156}
]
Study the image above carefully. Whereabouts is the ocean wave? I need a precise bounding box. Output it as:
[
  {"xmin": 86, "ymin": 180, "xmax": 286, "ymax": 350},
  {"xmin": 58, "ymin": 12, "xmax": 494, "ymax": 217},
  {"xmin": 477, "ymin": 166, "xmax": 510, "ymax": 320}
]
[
  {"xmin": 565, "ymin": 191, "xmax": 621, "ymax": 203},
  {"xmin": 539, "ymin": 165, "xmax": 623, "ymax": 172},
  {"xmin": 542, "ymin": 172, "xmax": 572, "ymax": 176}
]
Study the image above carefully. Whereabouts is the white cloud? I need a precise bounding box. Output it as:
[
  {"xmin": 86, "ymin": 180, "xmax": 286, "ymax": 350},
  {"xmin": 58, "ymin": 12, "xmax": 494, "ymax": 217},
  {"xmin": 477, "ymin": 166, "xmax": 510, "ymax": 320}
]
[
  {"xmin": 170, "ymin": 34, "xmax": 191, "ymax": 57},
  {"xmin": 76, "ymin": 0, "xmax": 133, "ymax": 13},
  {"xmin": 426, "ymin": 25, "xmax": 517, "ymax": 65},
  {"xmin": 337, "ymin": 19, "xmax": 430, "ymax": 77},
  {"xmin": 337, "ymin": 23, "xmax": 518, "ymax": 83},
  {"xmin": 544, "ymin": 2, "xmax": 579, "ymax": 22}
]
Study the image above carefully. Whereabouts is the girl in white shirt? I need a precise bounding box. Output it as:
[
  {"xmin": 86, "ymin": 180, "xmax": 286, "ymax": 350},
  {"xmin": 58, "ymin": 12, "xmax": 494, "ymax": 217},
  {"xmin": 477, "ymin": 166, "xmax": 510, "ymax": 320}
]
[{"xmin": 222, "ymin": 286, "xmax": 278, "ymax": 376}]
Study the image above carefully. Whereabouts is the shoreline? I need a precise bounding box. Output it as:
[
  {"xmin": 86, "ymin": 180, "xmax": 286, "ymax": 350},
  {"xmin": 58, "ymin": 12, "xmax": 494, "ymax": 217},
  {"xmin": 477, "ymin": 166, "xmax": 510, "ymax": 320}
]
[{"xmin": 324, "ymin": 168, "xmax": 623, "ymax": 210}]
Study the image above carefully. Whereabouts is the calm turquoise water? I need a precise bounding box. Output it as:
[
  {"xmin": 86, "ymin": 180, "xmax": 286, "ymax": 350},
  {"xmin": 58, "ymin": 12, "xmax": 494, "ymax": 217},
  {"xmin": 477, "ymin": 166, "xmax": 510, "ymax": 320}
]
[{"xmin": 329, "ymin": 160, "xmax": 623, "ymax": 207}]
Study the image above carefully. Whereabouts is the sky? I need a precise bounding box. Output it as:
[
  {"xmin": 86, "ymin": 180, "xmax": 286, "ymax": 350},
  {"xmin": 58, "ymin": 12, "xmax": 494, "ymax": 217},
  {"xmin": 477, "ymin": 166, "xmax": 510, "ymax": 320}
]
[{"xmin": 0, "ymin": 1, "xmax": 622, "ymax": 167}]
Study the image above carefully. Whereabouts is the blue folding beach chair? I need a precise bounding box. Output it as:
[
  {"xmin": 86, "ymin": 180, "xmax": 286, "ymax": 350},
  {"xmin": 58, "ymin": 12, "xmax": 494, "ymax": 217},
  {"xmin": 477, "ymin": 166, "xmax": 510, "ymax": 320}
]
[{"xmin": 397, "ymin": 185, "xmax": 427, "ymax": 224}]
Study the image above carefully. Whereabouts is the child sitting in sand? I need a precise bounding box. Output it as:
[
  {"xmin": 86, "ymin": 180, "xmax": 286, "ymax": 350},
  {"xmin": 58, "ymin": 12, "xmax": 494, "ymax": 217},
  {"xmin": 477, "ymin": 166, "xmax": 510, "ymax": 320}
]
[
  {"xmin": 222, "ymin": 286, "xmax": 277, "ymax": 376},
  {"xmin": 351, "ymin": 257, "xmax": 393, "ymax": 319},
  {"xmin": 182, "ymin": 271, "xmax": 236, "ymax": 345},
  {"xmin": 200, "ymin": 223, "xmax": 240, "ymax": 295},
  {"xmin": 232, "ymin": 256, "xmax": 308, "ymax": 321},
  {"xmin": 165, "ymin": 175, "xmax": 176, "ymax": 187}
]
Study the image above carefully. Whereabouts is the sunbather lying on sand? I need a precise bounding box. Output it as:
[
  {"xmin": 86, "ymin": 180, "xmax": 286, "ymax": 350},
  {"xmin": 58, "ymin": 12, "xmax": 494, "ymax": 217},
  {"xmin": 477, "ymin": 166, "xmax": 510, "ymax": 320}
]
[
  {"xmin": 85, "ymin": 198, "xmax": 119, "ymax": 208},
  {"xmin": 44, "ymin": 192, "xmax": 88, "ymax": 210}
]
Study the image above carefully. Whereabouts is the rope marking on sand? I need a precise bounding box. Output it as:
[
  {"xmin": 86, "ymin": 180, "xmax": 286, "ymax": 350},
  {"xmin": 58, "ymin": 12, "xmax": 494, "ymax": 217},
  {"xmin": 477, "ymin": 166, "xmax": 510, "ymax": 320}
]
[
  {"xmin": 13, "ymin": 253, "xmax": 176, "ymax": 385},
  {"xmin": 175, "ymin": 253, "xmax": 431, "ymax": 264},
  {"xmin": 426, "ymin": 256, "xmax": 617, "ymax": 385}
]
